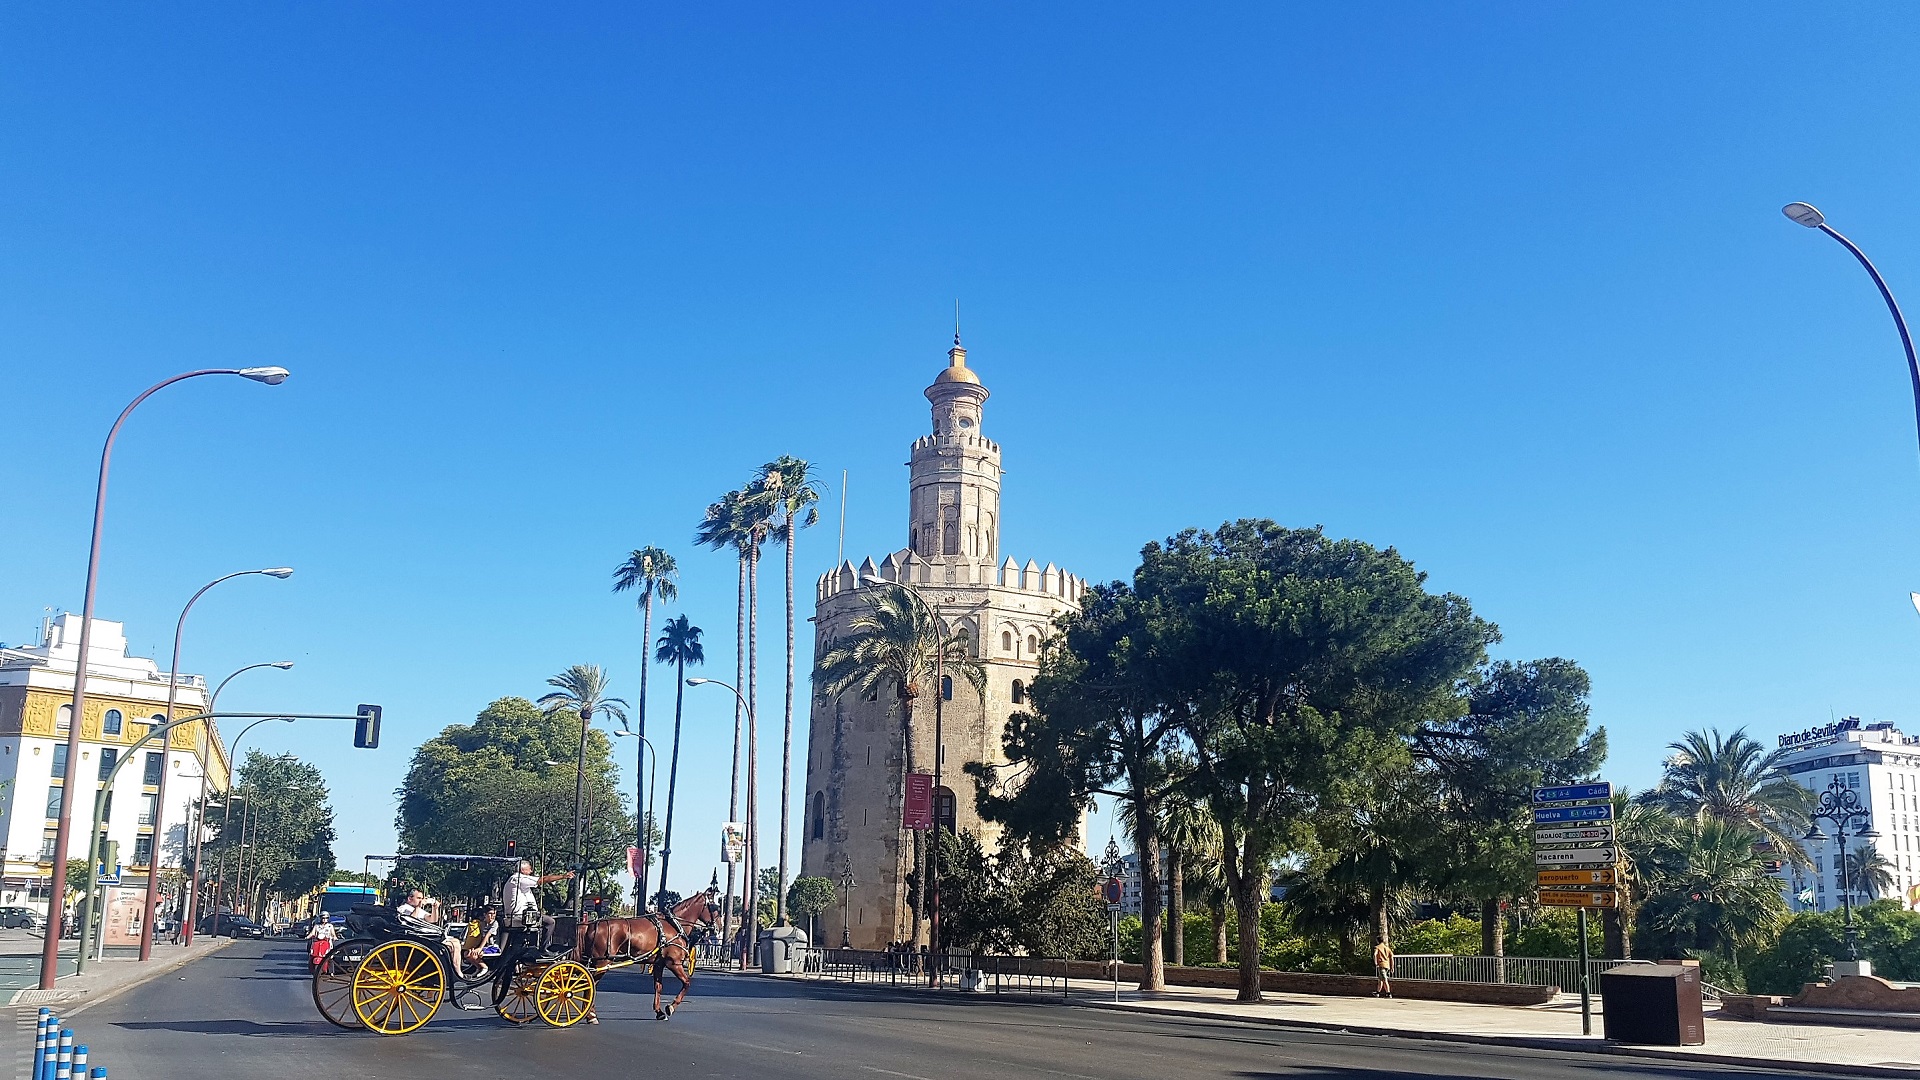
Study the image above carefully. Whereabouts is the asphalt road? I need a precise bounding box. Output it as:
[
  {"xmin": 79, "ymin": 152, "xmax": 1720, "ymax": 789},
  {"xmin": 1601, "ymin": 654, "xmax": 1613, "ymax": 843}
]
[{"xmin": 46, "ymin": 941, "xmax": 1825, "ymax": 1080}]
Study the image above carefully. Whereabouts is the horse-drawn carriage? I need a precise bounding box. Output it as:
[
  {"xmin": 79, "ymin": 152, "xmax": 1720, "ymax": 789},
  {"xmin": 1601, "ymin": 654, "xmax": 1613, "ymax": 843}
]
[{"xmin": 310, "ymin": 854, "xmax": 723, "ymax": 1035}]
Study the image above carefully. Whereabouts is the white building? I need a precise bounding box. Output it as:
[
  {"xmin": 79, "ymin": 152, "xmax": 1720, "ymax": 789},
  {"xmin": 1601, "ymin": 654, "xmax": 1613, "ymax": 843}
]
[
  {"xmin": 0, "ymin": 615, "xmax": 229, "ymax": 932},
  {"xmin": 1115, "ymin": 850, "xmax": 1169, "ymax": 917},
  {"xmin": 1773, "ymin": 717, "xmax": 1920, "ymax": 913}
]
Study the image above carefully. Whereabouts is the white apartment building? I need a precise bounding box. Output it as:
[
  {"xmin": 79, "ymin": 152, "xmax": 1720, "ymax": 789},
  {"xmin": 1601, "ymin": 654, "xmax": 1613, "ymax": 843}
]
[
  {"xmin": 0, "ymin": 615, "xmax": 229, "ymax": 934},
  {"xmin": 1773, "ymin": 717, "xmax": 1920, "ymax": 913}
]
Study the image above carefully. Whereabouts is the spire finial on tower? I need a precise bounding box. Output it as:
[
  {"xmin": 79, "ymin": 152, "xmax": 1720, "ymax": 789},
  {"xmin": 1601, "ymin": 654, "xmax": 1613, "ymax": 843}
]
[{"xmin": 954, "ymin": 299, "xmax": 961, "ymax": 347}]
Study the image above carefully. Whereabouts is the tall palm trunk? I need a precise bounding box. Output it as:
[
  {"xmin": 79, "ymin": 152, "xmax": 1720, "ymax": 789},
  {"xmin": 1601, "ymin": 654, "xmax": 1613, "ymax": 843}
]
[
  {"xmin": 658, "ymin": 656, "xmax": 687, "ymax": 898},
  {"xmin": 571, "ymin": 708, "xmax": 589, "ymax": 914},
  {"xmin": 725, "ymin": 555, "xmax": 745, "ymax": 953},
  {"xmin": 745, "ymin": 543, "xmax": 762, "ymax": 949},
  {"xmin": 637, "ymin": 593, "xmax": 654, "ymax": 906},
  {"xmin": 1168, "ymin": 845, "xmax": 1185, "ymax": 968},
  {"xmin": 899, "ymin": 691, "xmax": 916, "ymax": 940},
  {"xmin": 778, "ymin": 514, "xmax": 796, "ymax": 924},
  {"xmin": 1211, "ymin": 896, "xmax": 1228, "ymax": 964}
]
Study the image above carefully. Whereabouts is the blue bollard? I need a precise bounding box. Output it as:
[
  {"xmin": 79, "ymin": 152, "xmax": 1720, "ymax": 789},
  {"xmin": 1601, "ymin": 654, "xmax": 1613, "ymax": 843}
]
[
  {"xmin": 39, "ymin": 1018, "xmax": 61, "ymax": 1080},
  {"xmin": 55, "ymin": 1029, "xmax": 74, "ymax": 1080},
  {"xmin": 32, "ymin": 1011, "xmax": 49, "ymax": 1080},
  {"xmin": 91, "ymin": 1071, "xmax": 107, "ymax": 1080},
  {"xmin": 72, "ymin": 1044, "xmax": 87, "ymax": 1080}
]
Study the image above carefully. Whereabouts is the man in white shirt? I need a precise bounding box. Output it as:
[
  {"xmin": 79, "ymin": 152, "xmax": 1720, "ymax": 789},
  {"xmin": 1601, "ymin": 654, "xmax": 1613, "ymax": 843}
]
[
  {"xmin": 398, "ymin": 888, "xmax": 468, "ymax": 980},
  {"xmin": 501, "ymin": 861, "xmax": 571, "ymax": 950}
]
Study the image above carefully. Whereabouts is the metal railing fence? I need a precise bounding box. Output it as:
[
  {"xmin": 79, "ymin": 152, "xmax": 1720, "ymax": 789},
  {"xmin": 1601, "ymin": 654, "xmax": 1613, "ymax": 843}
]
[
  {"xmin": 1392, "ymin": 954, "xmax": 1725, "ymax": 998},
  {"xmin": 797, "ymin": 946, "xmax": 1067, "ymax": 997}
]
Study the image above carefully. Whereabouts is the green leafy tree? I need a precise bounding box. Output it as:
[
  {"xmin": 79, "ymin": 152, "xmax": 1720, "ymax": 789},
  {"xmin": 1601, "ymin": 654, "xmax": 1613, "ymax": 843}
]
[
  {"xmin": 538, "ymin": 664, "xmax": 629, "ymax": 912},
  {"xmin": 787, "ymin": 876, "xmax": 837, "ymax": 941},
  {"xmin": 205, "ymin": 752, "xmax": 337, "ymax": 915},
  {"xmin": 612, "ymin": 545, "xmax": 677, "ymax": 902},
  {"xmin": 653, "ymin": 616, "xmax": 704, "ymax": 901},
  {"xmin": 1638, "ymin": 728, "xmax": 1814, "ymax": 869},
  {"xmin": 927, "ymin": 830, "xmax": 1107, "ymax": 958},
  {"xmin": 1128, "ymin": 522, "xmax": 1497, "ymax": 1002},
  {"xmin": 1745, "ymin": 902, "xmax": 1920, "ymax": 991},
  {"xmin": 1415, "ymin": 658, "xmax": 1606, "ymax": 957},
  {"xmin": 1633, "ymin": 817, "xmax": 1789, "ymax": 971},
  {"xmin": 757, "ymin": 455, "xmax": 821, "ymax": 924}
]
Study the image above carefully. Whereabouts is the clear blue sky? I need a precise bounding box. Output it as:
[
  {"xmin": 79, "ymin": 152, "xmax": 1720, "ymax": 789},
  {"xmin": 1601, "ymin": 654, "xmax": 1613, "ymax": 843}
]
[{"xmin": 6, "ymin": 4, "xmax": 1920, "ymax": 893}]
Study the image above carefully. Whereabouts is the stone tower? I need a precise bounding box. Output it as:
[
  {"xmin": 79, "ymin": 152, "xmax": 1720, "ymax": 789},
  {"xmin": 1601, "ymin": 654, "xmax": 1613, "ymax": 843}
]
[{"xmin": 799, "ymin": 337, "xmax": 1084, "ymax": 949}]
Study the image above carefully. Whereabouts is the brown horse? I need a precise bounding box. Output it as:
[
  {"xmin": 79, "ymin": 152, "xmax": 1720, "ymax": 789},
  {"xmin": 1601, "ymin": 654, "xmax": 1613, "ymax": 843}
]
[{"xmin": 577, "ymin": 888, "xmax": 723, "ymax": 1020}]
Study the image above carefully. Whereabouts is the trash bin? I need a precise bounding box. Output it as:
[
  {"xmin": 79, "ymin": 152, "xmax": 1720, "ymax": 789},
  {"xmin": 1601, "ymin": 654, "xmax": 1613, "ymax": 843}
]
[
  {"xmin": 759, "ymin": 924, "xmax": 809, "ymax": 973},
  {"xmin": 1599, "ymin": 964, "xmax": 1705, "ymax": 1045}
]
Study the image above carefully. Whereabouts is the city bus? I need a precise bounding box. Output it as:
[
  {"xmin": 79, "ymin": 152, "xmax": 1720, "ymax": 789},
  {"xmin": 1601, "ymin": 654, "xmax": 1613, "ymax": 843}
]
[{"xmin": 316, "ymin": 880, "xmax": 381, "ymax": 926}]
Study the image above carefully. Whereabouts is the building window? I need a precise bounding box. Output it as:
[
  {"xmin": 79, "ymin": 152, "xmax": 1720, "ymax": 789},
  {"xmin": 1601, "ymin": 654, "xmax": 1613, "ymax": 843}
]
[
  {"xmin": 811, "ymin": 792, "xmax": 825, "ymax": 840},
  {"xmin": 941, "ymin": 675, "xmax": 953, "ymax": 701},
  {"xmin": 143, "ymin": 752, "xmax": 164, "ymax": 786},
  {"xmin": 45, "ymin": 787, "xmax": 64, "ymax": 819},
  {"xmin": 1027, "ymin": 634, "xmax": 1039, "ymax": 654},
  {"xmin": 1011, "ymin": 680, "xmax": 1026, "ymax": 705},
  {"xmin": 38, "ymin": 835, "xmax": 57, "ymax": 861},
  {"xmin": 51, "ymin": 744, "xmax": 68, "ymax": 777},
  {"xmin": 139, "ymin": 793, "xmax": 158, "ymax": 826},
  {"xmin": 102, "ymin": 709, "xmax": 123, "ymax": 736},
  {"xmin": 934, "ymin": 786, "xmax": 956, "ymax": 833},
  {"xmin": 1002, "ymin": 630, "xmax": 1013, "ymax": 652},
  {"xmin": 132, "ymin": 836, "xmax": 153, "ymax": 867},
  {"xmin": 910, "ymin": 528, "xmax": 919, "ymax": 554},
  {"xmin": 98, "ymin": 747, "xmax": 118, "ymax": 781}
]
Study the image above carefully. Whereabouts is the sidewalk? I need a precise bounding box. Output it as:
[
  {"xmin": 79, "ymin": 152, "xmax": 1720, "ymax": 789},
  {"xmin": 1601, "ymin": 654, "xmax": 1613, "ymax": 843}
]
[
  {"xmin": 743, "ymin": 967, "xmax": 1920, "ymax": 1078},
  {"xmin": 3, "ymin": 935, "xmax": 232, "ymax": 1012}
]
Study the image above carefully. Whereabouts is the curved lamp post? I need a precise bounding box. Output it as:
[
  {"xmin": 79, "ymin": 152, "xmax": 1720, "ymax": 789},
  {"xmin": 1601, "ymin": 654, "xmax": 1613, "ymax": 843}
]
[
  {"xmin": 687, "ymin": 677, "xmax": 756, "ymax": 967},
  {"xmin": 1782, "ymin": 203, "xmax": 1920, "ymax": 457},
  {"xmin": 1804, "ymin": 776, "xmax": 1882, "ymax": 965},
  {"xmin": 41, "ymin": 365, "xmax": 288, "ymax": 988},
  {"xmin": 184, "ymin": 661, "xmax": 291, "ymax": 937},
  {"xmin": 142, "ymin": 569, "xmax": 292, "ymax": 960},
  {"xmin": 610, "ymin": 727, "xmax": 660, "ymax": 907}
]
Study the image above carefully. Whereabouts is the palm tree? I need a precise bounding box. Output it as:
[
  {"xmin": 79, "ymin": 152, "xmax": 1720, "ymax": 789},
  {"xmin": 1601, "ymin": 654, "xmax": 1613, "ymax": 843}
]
[
  {"xmin": 536, "ymin": 664, "xmax": 628, "ymax": 914},
  {"xmin": 1843, "ymin": 842, "xmax": 1897, "ymax": 902},
  {"xmin": 756, "ymin": 456, "xmax": 821, "ymax": 925},
  {"xmin": 612, "ymin": 546, "xmax": 677, "ymax": 905},
  {"xmin": 652, "ymin": 615, "xmax": 705, "ymax": 905},
  {"xmin": 696, "ymin": 491, "xmax": 752, "ymax": 945},
  {"xmin": 1634, "ymin": 817, "xmax": 1789, "ymax": 966},
  {"xmin": 1157, "ymin": 788, "xmax": 1220, "ymax": 968},
  {"xmin": 1639, "ymin": 727, "xmax": 1815, "ymax": 869},
  {"xmin": 815, "ymin": 586, "xmax": 985, "ymax": 941}
]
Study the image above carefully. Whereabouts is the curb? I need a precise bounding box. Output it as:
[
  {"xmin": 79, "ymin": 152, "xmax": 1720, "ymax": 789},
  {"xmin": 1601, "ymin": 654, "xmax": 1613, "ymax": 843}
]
[
  {"xmin": 8, "ymin": 938, "xmax": 233, "ymax": 1015},
  {"xmin": 1072, "ymin": 998, "xmax": 1920, "ymax": 1080}
]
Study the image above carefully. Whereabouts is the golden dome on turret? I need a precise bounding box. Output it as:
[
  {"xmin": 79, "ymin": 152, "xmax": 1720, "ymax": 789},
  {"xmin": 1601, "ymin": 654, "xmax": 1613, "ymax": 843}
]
[{"xmin": 934, "ymin": 336, "xmax": 980, "ymax": 385}]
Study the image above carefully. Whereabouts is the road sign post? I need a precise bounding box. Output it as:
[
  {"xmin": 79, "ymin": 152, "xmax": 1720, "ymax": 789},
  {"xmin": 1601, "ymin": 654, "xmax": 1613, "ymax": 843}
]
[{"xmin": 1532, "ymin": 781, "xmax": 1614, "ymax": 1038}]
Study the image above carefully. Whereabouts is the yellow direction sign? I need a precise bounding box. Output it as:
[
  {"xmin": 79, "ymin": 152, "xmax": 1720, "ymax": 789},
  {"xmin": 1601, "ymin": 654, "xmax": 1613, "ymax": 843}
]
[
  {"xmin": 1538, "ymin": 868, "xmax": 1616, "ymax": 887},
  {"xmin": 1539, "ymin": 888, "xmax": 1618, "ymax": 909}
]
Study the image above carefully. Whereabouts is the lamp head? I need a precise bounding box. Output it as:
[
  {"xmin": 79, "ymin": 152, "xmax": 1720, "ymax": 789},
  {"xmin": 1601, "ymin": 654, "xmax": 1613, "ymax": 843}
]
[
  {"xmin": 237, "ymin": 366, "xmax": 291, "ymax": 385},
  {"xmin": 270, "ymin": 661, "xmax": 294, "ymax": 670},
  {"xmin": 1783, "ymin": 202, "xmax": 1826, "ymax": 228},
  {"xmin": 687, "ymin": 677, "xmax": 711, "ymax": 687},
  {"xmin": 261, "ymin": 567, "xmax": 295, "ymax": 579},
  {"xmin": 1804, "ymin": 825, "xmax": 1830, "ymax": 843},
  {"xmin": 861, "ymin": 574, "xmax": 885, "ymax": 586},
  {"xmin": 1861, "ymin": 827, "xmax": 1883, "ymax": 841}
]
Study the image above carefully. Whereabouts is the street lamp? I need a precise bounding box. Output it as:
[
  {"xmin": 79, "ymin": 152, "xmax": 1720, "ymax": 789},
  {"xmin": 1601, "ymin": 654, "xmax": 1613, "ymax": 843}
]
[
  {"xmin": 687, "ymin": 677, "xmax": 756, "ymax": 967},
  {"xmin": 142, "ymin": 568, "xmax": 293, "ymax": 961},
  {"xmin": 857, "ymin": 574, "xmax": 985, "ymax": 985},
  {"xmin": 838, "ymin": 868, "xmax": 857, "ymax": 948},
  {"xmin": 184, "ymin": 662, "xmax": 293, "ymax": 944},
  {"xmin": 1781, "ymin": 203, "xmax": 1920, "ymax": 459},
  {"xmin": 41, "ymin": 365, "xmax": 291, "ymax": 989},
  {"xmin": 611, "ymin": 727, "xmax": 660, "ymax": 908},
  {"xmin": 1804, "ymin": 776, "xmax": 1879, "ymax": 966}
]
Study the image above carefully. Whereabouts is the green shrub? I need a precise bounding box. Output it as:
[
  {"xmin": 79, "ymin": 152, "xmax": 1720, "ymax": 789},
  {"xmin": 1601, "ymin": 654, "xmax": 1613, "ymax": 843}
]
[{"xmin": 1397, "ymin": 914, "xmax": 1482, "ymax": 956}]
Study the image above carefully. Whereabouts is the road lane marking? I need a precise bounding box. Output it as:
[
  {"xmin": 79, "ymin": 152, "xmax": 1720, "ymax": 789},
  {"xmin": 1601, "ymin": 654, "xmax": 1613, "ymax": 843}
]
[{"xmin": 860, "ymin": 1066, "xmax": 939, "ymax": 1080}]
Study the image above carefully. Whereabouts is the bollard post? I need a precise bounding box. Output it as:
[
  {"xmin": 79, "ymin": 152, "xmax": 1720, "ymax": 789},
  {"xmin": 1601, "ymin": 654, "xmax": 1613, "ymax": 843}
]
[
  {"xmin": 32, "ymin": 1010, "xmax": 49, "ymax": 1080},
  {"xmin": 92, "ymin": 1070, "xmax": 107, "ymax": 1080},
  {"xmin": 37, "ymin": 1016, "xmax": 55, "ymax": 1080},
  {"xmin": 56, "ymin": 1029, "xmax": 74, "ymax": 1080},
  {"xmin": 72, "ymin": 1045, "xmax": 87, "ymax": 1080}
]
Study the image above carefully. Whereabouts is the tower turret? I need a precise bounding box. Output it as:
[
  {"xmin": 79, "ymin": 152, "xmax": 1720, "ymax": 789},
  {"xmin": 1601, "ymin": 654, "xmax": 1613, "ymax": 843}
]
[{"xmin": 909, "ymin": 336, "xmax": 1001, "ymax": 561}]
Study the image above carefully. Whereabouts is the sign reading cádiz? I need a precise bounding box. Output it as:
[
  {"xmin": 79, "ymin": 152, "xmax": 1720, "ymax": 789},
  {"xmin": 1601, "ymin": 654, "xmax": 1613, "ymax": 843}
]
[{"xmin": 1531, "ymin": 781, "xmax": 1619, "ymax": 906}]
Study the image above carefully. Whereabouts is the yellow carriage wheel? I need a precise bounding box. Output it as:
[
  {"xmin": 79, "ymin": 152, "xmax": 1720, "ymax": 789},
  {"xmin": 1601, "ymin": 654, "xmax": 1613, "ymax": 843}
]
[
  {"xmin": 311, "ymin": 939, "xmax": 372, "ymax": 1030},
  {"xmin": 495, "ymin": 962, "xmax": 544, "ymax": 1025},
  {"xmin": 534, "ymin": 960, "xmax": 595, "ymax": 1028},
  {"xmin": 351, "ymin": 939, "xmax": 446, "ymax": 1035}
]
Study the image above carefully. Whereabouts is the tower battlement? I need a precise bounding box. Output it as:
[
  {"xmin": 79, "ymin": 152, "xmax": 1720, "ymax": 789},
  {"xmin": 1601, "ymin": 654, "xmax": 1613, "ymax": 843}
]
[{"xmin": 815, "ymin": 552, "xmax": 1086, "ymax": 606}]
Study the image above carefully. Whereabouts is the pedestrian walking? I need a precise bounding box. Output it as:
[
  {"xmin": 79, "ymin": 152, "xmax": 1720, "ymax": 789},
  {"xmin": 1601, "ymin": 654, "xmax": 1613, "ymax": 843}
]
[{"xmin": 1372, "ymin": 938, "xmax": 1394, "ymax": 999}]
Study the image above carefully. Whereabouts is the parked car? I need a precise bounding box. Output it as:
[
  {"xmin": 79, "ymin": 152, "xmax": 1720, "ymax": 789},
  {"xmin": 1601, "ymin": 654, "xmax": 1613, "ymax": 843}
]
[
  {"xmin": 199, "ymin": 914, "xmax": 267, "ymax": 939},
  {"xmin": 0, "ymin": 907, "xmax": 45, "ymax": 930}
]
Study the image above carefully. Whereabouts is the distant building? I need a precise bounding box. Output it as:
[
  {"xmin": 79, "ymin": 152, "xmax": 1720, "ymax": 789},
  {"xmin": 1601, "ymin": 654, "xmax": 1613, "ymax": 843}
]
[
  {"xmin": 0, "ymin": 615, "xmax": 230, "ymax": 926},
  {"xmin": 1772, "ymin": 717, "xmax": 1920, "ymax": 913},
  {"xmin": 801, "ymin": 337, "xmax": 1088, "ymax": 949},
  {"xmin": 1114, "ymin": 850, "xmax": 1167, "ymax": 916}
]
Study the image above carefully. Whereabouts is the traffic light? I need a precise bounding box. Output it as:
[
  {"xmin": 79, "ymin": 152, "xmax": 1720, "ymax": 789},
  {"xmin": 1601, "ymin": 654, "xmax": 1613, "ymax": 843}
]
[
  {"xmin": 100, "ymin": 840, "xmax": 120, "ymax": 878},
  {"xmin": 505, "ymin": 839, "xmax": 517, "ymax": 861},
  {"xmin": 354, "ymin": 703, "xmax": 382, "ymax": 749}
]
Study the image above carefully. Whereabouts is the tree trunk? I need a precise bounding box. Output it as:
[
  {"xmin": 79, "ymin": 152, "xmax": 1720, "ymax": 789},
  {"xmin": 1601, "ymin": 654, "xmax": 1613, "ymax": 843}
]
[
  {"xmin": 1232, "ymin": 881, "xmax": 1264, "ymax": 1002},
  {"xmin": 1212, "ymin": 898, "xmax": 1229, "ymax": 965},
  {"xmin": 723, "ymin": 555, "xmax": 745, "ymax": 956},
  {"xmin": 637, "ymin": 593, "xmax": 654, "ymax": 906},
  {"xmin": 744, "ymin": 544, "xmax": 762, "ymax": 953},
  {"xmin": 1339, "ymin": 930, "xmax": 1356, "ymax": 974},
  {"xmin": 1168, "ymin": 845, "xmax": 1185, "ymax": 968},
  {"xmin": 1138, "ymin": 828, "xmax": 1165, "ymax": 991},
  {"xmin": 1370, "ymin": 884, "xmax": 1390, "ymax": 950},
  {"xmin": 778, "ymin": 515, "xmax": 796, "ymax": 924},
  {"xmin": 1480, "ymin": 897, "xmax": 1505, "ymax": 957},
  {"xmin": 570, "ymin": 707, "xmax": 589, "ymax": 915},
  {"xmin": 658, "ymin": 659, "xmax": 686, "ymax": 902},
  {"xmin": 1602, "ymin": 907, "xmax": 1626, "ymax": 960}
]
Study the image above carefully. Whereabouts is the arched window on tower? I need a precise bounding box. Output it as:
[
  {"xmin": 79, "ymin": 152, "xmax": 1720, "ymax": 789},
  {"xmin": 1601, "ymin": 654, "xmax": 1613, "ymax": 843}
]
[
  {"xmin": 1011, "ymin": 680, "xmax": 1026, "ymax": 705},
  {"xmin": 1027, "ymin": 634, "xmax": 1040, "ymax": 655},
  {"xmin": 102, "ymin": 709, "xmax": 123, "ymax": 736},
  {"xmin": 934, "ymin": 786, "xmax": 957, "ymax": 834},
  {"xmin": 56, "ymin": 705, "xmax": 71, "ymax": 734},
  {"xmin": 940, "ymin": 675, "xmax": 953, "ymax": 701},
  {"xmin": 910, "ymin": 527, "xmax": 919, "ymax": 554},
  {"xmin": 1001, "ymin": 630, "xmax": 1013, "ymax": 652},
  {"xmin": 811, "ymin": 791, "xmax": 825, "ymax": 840}
]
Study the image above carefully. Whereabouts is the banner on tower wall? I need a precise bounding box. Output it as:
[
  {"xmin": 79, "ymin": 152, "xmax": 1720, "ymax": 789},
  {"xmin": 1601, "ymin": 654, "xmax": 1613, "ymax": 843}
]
[
  {"xmin": 904, "ymin": 772, "xmax": 934, "ymax": 831},
  {"xmin": 721, "ymin": 822, "xmax": 746, "ymax": 865}
]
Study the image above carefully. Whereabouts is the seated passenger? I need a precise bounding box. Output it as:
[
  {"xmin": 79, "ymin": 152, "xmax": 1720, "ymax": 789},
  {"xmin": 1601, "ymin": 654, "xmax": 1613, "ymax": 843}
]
[{"xmin": 397, "ymin": 888, "xmax": 467, "ymax": 979}]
